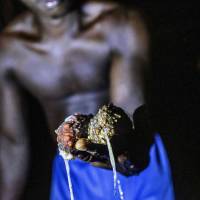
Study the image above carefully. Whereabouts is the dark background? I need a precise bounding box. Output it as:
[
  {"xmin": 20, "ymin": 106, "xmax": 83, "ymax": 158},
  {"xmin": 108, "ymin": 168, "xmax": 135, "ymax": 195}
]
[{"xmin": 0, "ymin": 1, "xmax": 200, "ymax": 199}]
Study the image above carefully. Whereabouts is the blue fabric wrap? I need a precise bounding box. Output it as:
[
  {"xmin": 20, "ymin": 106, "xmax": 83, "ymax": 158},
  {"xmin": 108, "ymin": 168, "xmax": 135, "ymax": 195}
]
[{"xmin": 50, "ymin": 134, "xmax": 174, "ymax": 200}]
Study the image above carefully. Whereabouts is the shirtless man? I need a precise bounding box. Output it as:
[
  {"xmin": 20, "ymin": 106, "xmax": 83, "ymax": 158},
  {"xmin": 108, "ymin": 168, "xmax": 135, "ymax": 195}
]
[{"xmin": 0, "ymin": 0, "xmax": 149, "ymax": 199}]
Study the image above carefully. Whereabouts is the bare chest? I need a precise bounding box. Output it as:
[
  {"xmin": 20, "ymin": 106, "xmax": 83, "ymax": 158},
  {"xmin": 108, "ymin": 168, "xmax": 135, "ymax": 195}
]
[{"xmin": 14, "ymin": 37, "xmax": 111, "ymax": 100}]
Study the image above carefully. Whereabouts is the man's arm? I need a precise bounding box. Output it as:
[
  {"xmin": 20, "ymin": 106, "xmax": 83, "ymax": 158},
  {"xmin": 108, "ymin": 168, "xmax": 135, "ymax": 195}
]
[
  {"xmin": 0, "ymin": 68, "xmax": 29, "ymax": 200},
  {"xmin": 107, "ymin": 10, "xmax": 152, "ymax": 172},
  {"xmin": 108, "ymin": 10, "xmax": 149, "ymax": 114}
]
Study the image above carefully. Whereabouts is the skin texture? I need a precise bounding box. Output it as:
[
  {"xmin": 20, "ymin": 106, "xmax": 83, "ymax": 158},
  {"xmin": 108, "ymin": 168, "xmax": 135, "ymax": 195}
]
[{"xmin": 0, "ymin": 0, "xmax": 149, "ymax": 199}]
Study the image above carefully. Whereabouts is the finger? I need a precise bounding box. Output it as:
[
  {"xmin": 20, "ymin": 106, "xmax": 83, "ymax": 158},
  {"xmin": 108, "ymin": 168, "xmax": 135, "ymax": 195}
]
[
  {"xmin": 62, "ymin": 130, "xmax": 74, "ymax": 136},
  {"xmin": 62, "ymin": 132, "xmax": 74, "ymax": 137},
  {"xmin": 62, "ymin": 128, "xmax": 73, "ymax": 135},
  {"xmin": 64, "ymin": 135, "xmax": 73, "ymax": 142},
  {"xmin": 57, "ymin": 133, "xmax": 74, "ymax": 144},
  {"xmin": 63, "ymin": 124, "xmax": 74, "ymax": 132},
  {"xmin": 63, "ymin": 123, "xmax": 71, "ymax": 130},
  {"xmin": 63, "ymin": 130, "xmax": 73, "ymax": 135}
]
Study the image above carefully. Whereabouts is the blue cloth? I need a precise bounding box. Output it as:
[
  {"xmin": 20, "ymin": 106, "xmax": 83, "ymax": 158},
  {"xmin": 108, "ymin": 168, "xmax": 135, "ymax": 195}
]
[{"xmin": 50, "ymin": 134, "xmax": 174, "ymax": 200}]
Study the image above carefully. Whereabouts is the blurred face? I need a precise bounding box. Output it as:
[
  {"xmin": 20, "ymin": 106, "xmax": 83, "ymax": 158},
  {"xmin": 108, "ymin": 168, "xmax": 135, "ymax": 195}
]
[{"xmin": 20, "ymin": 0, "xmax": 71, "ymax": 18}]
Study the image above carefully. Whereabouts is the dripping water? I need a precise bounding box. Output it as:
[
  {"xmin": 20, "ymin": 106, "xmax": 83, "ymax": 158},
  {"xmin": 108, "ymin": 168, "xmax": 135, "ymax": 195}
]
[
  {"xmin": 59, "ymin": 150, "xmax": 75, "ymax": 200},
  {"xmin": 104, "ymin": 128, "xmax": 125, "ymax": 200},
  {"xmin": 117, "ymin": 179, "xmax": 124, "ymax": 200},
  {"xmin": 64, "ymin": 159, "xmax": 75, "ymax": 200}
]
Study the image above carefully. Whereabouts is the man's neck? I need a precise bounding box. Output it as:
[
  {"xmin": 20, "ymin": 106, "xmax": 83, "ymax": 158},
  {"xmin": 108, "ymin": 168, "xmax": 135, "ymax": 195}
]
[{"xmin": 36, "ymin": 10, "xmax": 80, "ymax": 40}]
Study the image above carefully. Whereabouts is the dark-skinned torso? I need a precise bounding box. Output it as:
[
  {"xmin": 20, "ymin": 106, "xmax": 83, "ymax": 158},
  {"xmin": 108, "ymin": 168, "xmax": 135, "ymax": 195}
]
[
  {"xmin": 0, "ymin": 1, "xmax": 148, "ymax": 135},
  {"xmin": 0, "ymin": 3, "xmax": 120, "ymax": 132}
]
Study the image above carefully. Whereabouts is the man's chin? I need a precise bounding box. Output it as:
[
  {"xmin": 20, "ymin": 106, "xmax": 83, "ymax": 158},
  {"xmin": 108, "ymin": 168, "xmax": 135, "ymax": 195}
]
[{"xmin": 42, "ymin": 2, "xmax": 69, "ymax": 19}]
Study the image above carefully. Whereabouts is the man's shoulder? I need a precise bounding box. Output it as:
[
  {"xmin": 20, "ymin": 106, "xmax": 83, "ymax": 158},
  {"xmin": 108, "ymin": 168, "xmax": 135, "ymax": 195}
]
[
  {"xmin": 0, "ymin": 11, "xmax": 35, "ymax": 45},
  {"xmin": 3, "ymin": 11, "xmax": 34, "ymax": 34},
  {"xmin": 82, "ymin": 2, "xmax": 144, "ymax": 28},
  {"xmin": 0, "ymin": 12, "xmax": 34, "ymax": 63},
  {"xmin": 81, "ymin": 2, "xmax": 148, "ymax": 55}
]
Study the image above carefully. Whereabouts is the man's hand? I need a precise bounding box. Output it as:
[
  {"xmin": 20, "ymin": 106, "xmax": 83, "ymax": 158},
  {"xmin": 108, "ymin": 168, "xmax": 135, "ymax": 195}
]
[
  {"xmin": 56, "ymin": 114, "xmax": 91, "ymax": 152},
  {"xmin": 55, "ymin": 109, "xmax": 141, "ymax": 176},
  {"xmin": 57, "ymin": 123, "xmax": 75, "ymax": 149}
]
